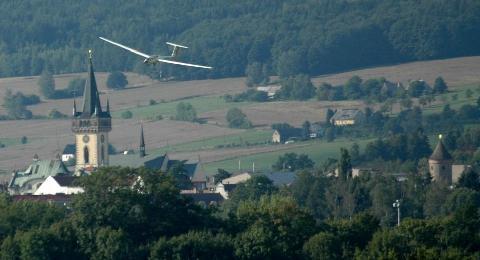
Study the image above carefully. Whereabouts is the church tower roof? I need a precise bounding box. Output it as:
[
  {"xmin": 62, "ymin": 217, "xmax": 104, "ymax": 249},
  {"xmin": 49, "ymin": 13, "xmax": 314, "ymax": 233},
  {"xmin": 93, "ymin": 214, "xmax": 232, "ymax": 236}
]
[
  {"xmin": 430, "ymin": 137, "xmax": 452, "ymax": 161},
  {"xmin": 79, "ymin": 50, "xmax": 106, "ymax": 118}
]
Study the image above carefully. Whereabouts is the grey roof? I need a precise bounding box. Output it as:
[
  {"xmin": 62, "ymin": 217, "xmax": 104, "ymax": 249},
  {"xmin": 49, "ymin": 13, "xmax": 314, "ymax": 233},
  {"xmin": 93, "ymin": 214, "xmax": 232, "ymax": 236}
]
[
  {"xmin": 430, "ymin": 140, "xmax": 452, "ymax": 161},
  {"xmin": 109, "ymin": 153, "xmax": 199, "ymax": 178},
  {"xmin": 191, "ymin": 165, "xmax": 206, "ymax": 183},
  {"xmin": 331, "ymin": 109, "xmax": 363, "ymax": 121},
  {"xmin": 109, "ymin": 153, "xmax": 167, "ymax": 169},
  {"xmin": 263, "ymin": 172, "xmax": 296, "ymax": 186}
]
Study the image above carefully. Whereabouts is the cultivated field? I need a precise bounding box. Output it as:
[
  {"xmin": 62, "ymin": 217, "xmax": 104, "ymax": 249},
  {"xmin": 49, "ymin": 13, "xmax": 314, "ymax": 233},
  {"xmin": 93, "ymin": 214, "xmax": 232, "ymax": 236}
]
[
  {"xmin": 1, "ymin": 56, "xmax": 480, "ymax": 180},
  {"xmin": 313, "ymin": 56, "xmax": 480, "ymax": 87}
]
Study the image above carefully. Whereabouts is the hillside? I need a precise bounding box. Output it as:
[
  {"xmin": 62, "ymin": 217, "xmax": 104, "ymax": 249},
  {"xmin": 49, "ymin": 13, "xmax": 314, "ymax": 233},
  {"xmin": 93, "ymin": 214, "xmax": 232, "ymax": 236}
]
[
  {"xmin": 0, "ymin": 56, "xmax": 480, "ymax": 177},
  {"xmin": 0, "ymin": 0, "xmax": 479, "ymax": 80}
]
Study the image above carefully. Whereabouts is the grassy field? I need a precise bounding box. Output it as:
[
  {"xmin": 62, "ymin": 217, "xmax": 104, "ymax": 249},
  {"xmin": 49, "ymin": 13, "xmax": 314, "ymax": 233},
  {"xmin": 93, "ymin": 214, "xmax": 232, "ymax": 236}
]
[
  {"xmin": 0, "ymin": 56, "xmax": 479, "ymax": 174},
  {"xmin": 202, "ymin": 138, "xmax": 372, "ymax": 174},
  {"xmin": 0, "ymin": 137, "xmax": 24, "ymax": 147},
  {"xmin": 422, "ymin": 83, "xmax": 480, "ymax": 115},
  {"xmin": 112, "ymin": 96, "xmax": 252, "ymax": 120},
  {"xmin": 149, "ymin": 129, "xmax": 272, "ymax": 155}
]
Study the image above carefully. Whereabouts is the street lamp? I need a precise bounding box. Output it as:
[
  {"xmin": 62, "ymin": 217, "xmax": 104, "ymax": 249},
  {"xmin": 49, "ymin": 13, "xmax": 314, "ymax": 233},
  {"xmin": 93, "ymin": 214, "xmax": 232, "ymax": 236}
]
[{"xmin": 392, "ymin": 199, "xmax": 401, "ymax": 226}]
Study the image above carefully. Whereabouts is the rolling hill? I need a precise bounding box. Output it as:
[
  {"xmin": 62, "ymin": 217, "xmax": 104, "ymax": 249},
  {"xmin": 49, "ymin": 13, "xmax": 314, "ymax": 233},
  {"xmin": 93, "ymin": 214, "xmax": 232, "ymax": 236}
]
[{"xmin": 0, "ymin": 56, "xmax": 480, "ymax": 177}]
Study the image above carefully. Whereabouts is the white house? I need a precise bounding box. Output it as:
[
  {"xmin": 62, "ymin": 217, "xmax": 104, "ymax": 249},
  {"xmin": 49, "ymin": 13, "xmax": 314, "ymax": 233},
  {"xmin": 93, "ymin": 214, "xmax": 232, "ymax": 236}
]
[
  {"xmin": 256, "ymin": 85, "xmax": 281, "ymax": 99},
  {"xmin": 216, "ymin": 173, "xmax": 252, "ymax": 199},
  {"xmin": 61, "ymin": 144, "xmax": 76, "ymax": 162},
  {"xmin": 34, "ymin": 176, "xmax": 84, "ymax": 195}
]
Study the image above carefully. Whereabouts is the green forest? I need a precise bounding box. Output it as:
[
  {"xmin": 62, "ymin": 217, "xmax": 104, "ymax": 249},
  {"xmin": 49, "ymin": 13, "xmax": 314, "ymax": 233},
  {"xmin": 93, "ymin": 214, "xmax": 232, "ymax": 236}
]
[
  {"xmin": 0, "ymin": 0, "xmax": 479, "ymax": 79},
  {"xmin": 1, "ymin": 165, "xmax": 480, "ymax": 259}
]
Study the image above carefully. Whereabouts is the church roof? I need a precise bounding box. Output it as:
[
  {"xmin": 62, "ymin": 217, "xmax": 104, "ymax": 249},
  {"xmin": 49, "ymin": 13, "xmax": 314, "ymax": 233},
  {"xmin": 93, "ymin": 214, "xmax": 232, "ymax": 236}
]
[
  {"xmin": 9, "ymin": 158, "xmax": 70, "ymax": 189},
  {"xmin": 430, "ymin": 140, "xmax": 452, "ymax": 161},
  {"xmin": 109, "ymin": 153, "xmax": 167, "ymax": 169},
  {"xmin": 76, "ymin": 53, "xmax": 110, "ymax": 119},
  {"xmin": 109, "ymin": 152, "xmax": 200, "ymax": 178}
]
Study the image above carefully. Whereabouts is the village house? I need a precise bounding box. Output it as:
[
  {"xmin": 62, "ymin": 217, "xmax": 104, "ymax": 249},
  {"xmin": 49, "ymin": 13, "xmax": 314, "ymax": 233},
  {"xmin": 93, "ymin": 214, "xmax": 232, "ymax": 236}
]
[
  {"xmin": 272, "ymin": 127, "xmax": 302, "ymax": 144},
  {"xmin": 330, "ymin": 109, "xmax": 365, "ymax": 126},
  {"xmin": 256, "ymin": 85, "xmax": 281, "ymax": 99},
  {"xmin": 34, "ymin": 176, "xmax": 84, "ymax": 195},
  {"xmin": 216, "ymin": 172, "xmax": 296, "ymax": 199},
  {"xmin": 62, "ymin": 144, "xmax": 76, "ymax": 162}
]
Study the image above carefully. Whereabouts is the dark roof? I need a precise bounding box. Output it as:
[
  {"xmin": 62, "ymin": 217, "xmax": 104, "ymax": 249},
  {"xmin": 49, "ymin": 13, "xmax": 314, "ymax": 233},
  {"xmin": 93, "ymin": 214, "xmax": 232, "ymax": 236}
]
[
  {"xmin": 144, "ymin": 155, "xmax": 167, "ymax": 169},
  {"xmin": 63, "ymin": 144, "xmax": 76, "ymax": 154},
  {"xmin": 223, "ymin": 183, "xmax": 237, "ymax": 192},
  {"xmin": 75, "ymin": 55, "xmax": 109, "ymax": 119},
  {"xmin": 109, "ymin": 153, "xmax": 198, "ymax": 178},
  {"xmin": 109, "ymin": 153, "xmax": 167, "ymax": 169},
  {"xmin": 275, "ymin": 128, "xmax": 302, "ymax": 139},
  {"xmin": 263, "ymin": 172, "xmax": 296, "ymax": 186},
  {"xmin": 183, "ymin": 192, "xmax": 224, "ymax": 204},
  {"xmin": 331, "ymin": 109, "xmax": 363, "ymax": 121},
  {"xmin": 430, "ymin": 140, "xmax": 452, "ymax": 161},
  {"xmin": 52, "ymin": 176, "xmax": 78, "ymax": 187},
  {"xmin": 12, "ymin": 194, "xmax": 72, "ymax": 203}
]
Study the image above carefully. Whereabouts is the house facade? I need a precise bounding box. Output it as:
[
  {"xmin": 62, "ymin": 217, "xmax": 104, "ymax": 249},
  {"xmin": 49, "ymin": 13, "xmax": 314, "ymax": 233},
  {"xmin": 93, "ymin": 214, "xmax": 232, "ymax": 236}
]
[{"xmin": 34, "ymin": 176, "xmax": 84, "ymax": 195}]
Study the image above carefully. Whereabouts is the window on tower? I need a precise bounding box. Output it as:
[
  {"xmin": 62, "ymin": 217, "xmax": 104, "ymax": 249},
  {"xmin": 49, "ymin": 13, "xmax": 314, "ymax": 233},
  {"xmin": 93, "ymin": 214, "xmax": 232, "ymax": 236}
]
[
  {"xmin": 101, "ymin": 146, "xmax": 105, "ymax": 163},
  {"xmin": 84, "ymin": 146, "xmax": 89, "ymax": 163}
]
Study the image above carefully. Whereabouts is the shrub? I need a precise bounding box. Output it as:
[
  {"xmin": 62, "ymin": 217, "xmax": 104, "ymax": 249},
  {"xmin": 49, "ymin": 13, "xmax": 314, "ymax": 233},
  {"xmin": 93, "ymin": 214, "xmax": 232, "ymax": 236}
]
[
  {"xmin": 226, "ymin": 108, "xmax": 252, "ymax": 129},
  {"xmin": 121, "ymin": 110, "xmax": 133, "ymax": 119},
  {"xmin": 48, "ymin": 109, "xmax": 67, "ymax": 119},
  {"xmin": 107, "ymin": 71, "xmax": 128, "ymax": 89},
  {"xmin": 175, "ymin": 102, "xmax": 197, "ymax": 122}
]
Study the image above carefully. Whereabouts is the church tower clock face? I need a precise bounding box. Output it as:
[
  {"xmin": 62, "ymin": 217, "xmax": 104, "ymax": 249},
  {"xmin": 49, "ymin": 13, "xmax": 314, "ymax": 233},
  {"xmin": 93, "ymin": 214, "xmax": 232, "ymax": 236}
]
[{"xmin": 83, "ymin": 135, "xmax": 90, "ymax": 143}]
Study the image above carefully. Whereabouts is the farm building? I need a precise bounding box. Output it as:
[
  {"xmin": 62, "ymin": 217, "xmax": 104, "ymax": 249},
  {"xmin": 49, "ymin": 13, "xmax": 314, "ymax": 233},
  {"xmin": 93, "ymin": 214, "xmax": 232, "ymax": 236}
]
[{"xmin": 330, "ymin": 109, "xmax": 365, "ymax": 126}]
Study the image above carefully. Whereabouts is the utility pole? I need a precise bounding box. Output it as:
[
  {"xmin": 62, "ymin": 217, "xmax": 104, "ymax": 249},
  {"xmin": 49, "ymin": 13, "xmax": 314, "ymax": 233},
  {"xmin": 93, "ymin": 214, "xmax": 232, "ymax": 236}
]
[{"xmin": 393, "ymin": 199, "xmax": 401, "ymax": 226}]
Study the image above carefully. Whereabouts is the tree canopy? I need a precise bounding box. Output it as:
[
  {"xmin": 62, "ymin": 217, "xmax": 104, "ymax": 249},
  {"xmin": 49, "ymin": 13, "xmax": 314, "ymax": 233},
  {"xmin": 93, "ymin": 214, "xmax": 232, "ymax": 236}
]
[{"xmin": 0, "ymin": 0, "xmax": 479, "ymax": 80}]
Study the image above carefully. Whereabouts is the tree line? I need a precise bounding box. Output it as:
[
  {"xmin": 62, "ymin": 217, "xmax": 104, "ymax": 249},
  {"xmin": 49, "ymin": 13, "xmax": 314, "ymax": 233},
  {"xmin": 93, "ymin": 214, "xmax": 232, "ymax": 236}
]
[
  {"xmin": 1, "ymin": 160, "xmax": 480, "ymax": 259},
  {"xmin": 0, "ymin": 0, "xmax": 479, "ymax": 80}
]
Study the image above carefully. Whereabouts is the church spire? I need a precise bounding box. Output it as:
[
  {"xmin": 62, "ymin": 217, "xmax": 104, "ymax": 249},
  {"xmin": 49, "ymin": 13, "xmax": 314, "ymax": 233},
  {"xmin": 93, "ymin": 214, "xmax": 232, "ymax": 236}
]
[
  {"xmin": 139, "ymin": 123, "xmax": 145, "ymax": 157},
  {"xmin": 81, "ymin": 50, "xmax": 103, "ymax": 117}
]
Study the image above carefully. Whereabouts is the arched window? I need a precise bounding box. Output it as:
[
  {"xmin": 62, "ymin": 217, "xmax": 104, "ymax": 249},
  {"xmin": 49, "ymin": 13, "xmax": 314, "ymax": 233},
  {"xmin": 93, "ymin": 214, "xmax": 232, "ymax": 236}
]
[
  {"xmin": 84, "ymin": 146, "xmax": 89, "ymax": 164},
  {"xmin": 101, "ymin": 146, "xmax": 105, "ymax": 164}
]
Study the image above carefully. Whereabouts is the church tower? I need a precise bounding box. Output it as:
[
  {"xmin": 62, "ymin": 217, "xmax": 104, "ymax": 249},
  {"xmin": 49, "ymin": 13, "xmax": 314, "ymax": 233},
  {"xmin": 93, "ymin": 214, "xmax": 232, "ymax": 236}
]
[
  {"xmin": 429, "ymin": 135, "xmax": 453, "ymax": 185},
  {"xmin": 72, "ymin": 50, "xmax": 112, "ymax": 172}
]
